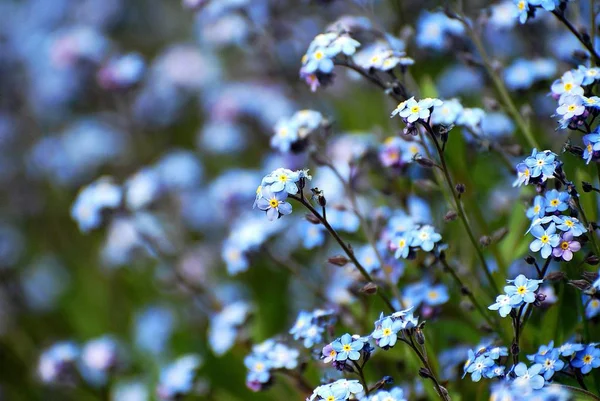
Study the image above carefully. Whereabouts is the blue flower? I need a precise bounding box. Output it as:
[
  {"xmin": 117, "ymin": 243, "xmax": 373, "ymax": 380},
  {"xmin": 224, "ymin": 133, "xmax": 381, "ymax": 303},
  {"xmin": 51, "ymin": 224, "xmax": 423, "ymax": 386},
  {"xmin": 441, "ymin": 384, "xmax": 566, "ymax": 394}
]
[
  {"xmin": 391, "ymin": 232, "xmax": 412, "ymax": 259},
  {"xmin": 513, "ymin": 162, "xmax": 532, "ymax": 187},
  {"xmin": 558, "ymin": 342, "xmax": 585, "ymax": 357},
  {"xmin": 544, "ymin": 190, "xmax": 569, "ymax": 213},
  {"xmin": 410, "ymin": 225, "xmax": 442, "ymax": 252},
  {"xmin": 423, "ymin": 284, "xmax": 449, "ymax": 306},
  {"xmin": 551, "ymin": 70, "xmax": 585, "ymax": 100},
  {"xmin": 556, "ymin": 216, "xmax": 586, "ymax": 236},
  {"xmin": 504, "ymin": 59, "xmax": 536, "ymax": 90},
  {"xmin": 513, "ymin": 362, "xmax": 545, "ymax": 392},
  {"xmin": 157, "ymin": 355, "xmax": 202, "ymax": 399},
  {"xmin": 357, "ymin": 245, "xmax": 380, "ymax": 273},
  {"xmin": 529, "ymin": 0, "xmax": 558, "ymax": 11},
  {"xmin": 466, "ymin": 355, "xmax": 494, "ymax": 381},
  {"xmin": 244, "ymin": 355, "xmax": 271, "ymax": 384},
  {"xmin": 583, "ymin": 133, "xmax": 600, "ymax": 164},
  {"xmin": 372, "ymin": 317, "xmax": 403, "ymax": 348},
  {"xmin": 529, "ymin": 223, "xmax": 560, "ymax": 259},
  {"xmin": 256, "ymin": 187, "xmax": 292, "ymax": 221},
  {"xmin": 301, "ymin": 222, "xmax": 325, "ymax": 249},
  {"xmin": 395, "ymin": 97, "xmax": 442, "ymax": 123},
  {"xmin": 431, "ymin": 98, "xmax": 464, "ymax": 125},
  {"xmin": 572, "ymin": 345, "xmax": 600, "ymax": 374},
  {"xmin": 525, "ymin": 149, "xmax": 557, "ymax": 179},
  {"xmin": 71, "ymin": 177, "xmax": 122, "ymax": 232},
  {"xmin": 514, "ymin": 0, "xmax": 530, "ymax": 24},
  {"xmin": 578, "ymin": 65, "xmax": 600, "ymax": 85},
  {"xmin": 526, "ymin": 196, "xmax": 546, "ymax": 220},
  {"xmin": 489, "ymin": 294, "xmax": 513, "ymax": 317},
  {"xmin": 262, "ymin": 168, "xmax": 300, "ymax": 195},
  {"xmin": 585, "ymin": 296, "xmax": 600, "ymax": 319},
  {"xmin": 534, "ymin": 348, "xmax": 564, "ymax": 380},
  {"xmin": 332, "ymin": 333, "xmax": 364, "ymax": 361},
  {"xmin": 37, "ymin": 342, "xmax": 80, "ymax": 384},
  {"xmin": 505, "ymin": 274, "xmax": 543, "ymax": 305}
]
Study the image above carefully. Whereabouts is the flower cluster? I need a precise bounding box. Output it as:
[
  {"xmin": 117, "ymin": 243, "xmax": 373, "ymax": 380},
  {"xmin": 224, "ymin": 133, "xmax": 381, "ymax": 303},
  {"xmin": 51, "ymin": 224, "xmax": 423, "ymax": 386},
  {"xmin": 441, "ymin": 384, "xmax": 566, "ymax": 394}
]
[
  {"xmin": 300, "ymin": 32, "xmax": 361, "ymax": 91},
  {"xmin": 254, "ymin": 168, "xmax": 311, "ymax": 221},
  {"xmin": 271, "ymin": 110, "xmax": 327, "ymax": 153},
  {"xmin": 513, "ymin": 148, "xmax": 559, "ymax": 187},
  {"xmin": 371, "ymin": 309, "xmax": 418, "ymax": 350},
  {"xmin": 307, "ymin": 379, "xmax": 364, "ymax": 401},
  {"xmin": 391, "ymin": 97, "xmax": 443, "ymax": 125},
  {"xmin": 38, "ymin": 337, "xmax": 124, "ymax": 386},
  {"xmin": 289, "ymin": 309, "xmax": 337, "ymax": 348},
  {"xmin": 489, "ymin": 275, "xmax": 544, "ymax": 317},
  {"xmin": 378, "ymin": 136, "xmax": 425, "ymax": 169},
  {"xmin": 463, "ymin": 343, "xmax": 508, "ymax": 381},
  {"xmin": 321, "ymin": 333, "xmax": 371, "ymax": 370},
  {"xmin": 244, "ymin": 339, "xmax": 300, "ymax": 392},
  {"xmin": 356, "ymin": 48, "xmax": 414, "ymax": 72},
  {"xmin": 389, "ymin": 223, "xmax": 443, "ymax": 259},
  {"xmin": 551, "ymin": 67, "xmax": 600, "ymax": 130}
]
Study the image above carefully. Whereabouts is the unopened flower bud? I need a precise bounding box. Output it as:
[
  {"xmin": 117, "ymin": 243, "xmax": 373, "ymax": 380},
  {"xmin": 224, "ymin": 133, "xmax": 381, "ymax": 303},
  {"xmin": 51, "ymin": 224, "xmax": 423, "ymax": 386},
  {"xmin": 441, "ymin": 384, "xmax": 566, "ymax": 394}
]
[
  {"xmin": 525, "ymin": 256, "xmax": 536, "ymax": 265},
  {"xmin": 585, "ymin": 254, "xmax": 600, "ymax": 265},
  {"xmin": 582, "ymin": 271, "xmax": 599, "ymax": 282},
  {"xmin": 544, "ymin": 271, "xmax": 566, "ymax": 281},
  {"xmin": 414, "ymin": 156, "xmax": 437, "ymax": 169},
  {"xmin": 511, "ymin": 343, "xmax": 520, "ymax": 356},
  {"xmin": 479, "ymin": 236, "xmax": 491, "ymax": 247},
  {"xmin": 305, "ymin": 214, "xmax": 321, "ymax": 224},
  {"xmin": 444, "ymin": 210, "xmax": 458, "ymax": 221},
  {"xmin": 415, "ymin": 328, "xmax": 425, "ymax": 345},
  {"xmin": 328, "ymin": 255, "xmax": 349, "ymax": 266},
  {"xmin": 491, "ymin": 227, "xmax": 509, "ymax": 243},
  {"xmin": 418, "ymin": 367, "xmax": 432, "ymax": 379},
  {"xmin": 360, "ymin": 282, "xmax": 378, "ymax": 295},
  {"xmin": 455, "ymin": 183, "xmax": 465, "ymax": 194},
  {"xmin": 582, "ymin": 181, "xmax": 594, "ymax": 193},
  {"xmin": 569, "ymin": 279, "xmax": 591, "ymax": 291}
]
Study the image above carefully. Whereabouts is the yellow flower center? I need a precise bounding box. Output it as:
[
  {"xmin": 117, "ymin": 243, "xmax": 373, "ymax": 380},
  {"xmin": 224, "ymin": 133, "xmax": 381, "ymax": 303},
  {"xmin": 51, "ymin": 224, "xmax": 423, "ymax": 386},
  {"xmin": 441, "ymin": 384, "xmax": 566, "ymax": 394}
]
[
  {"xmin": 256, "ymin": 185, "xmax": 262, "ymax": 194},
  {"xmin": 382, "ymin": 328, "xmax": 392, "ymax": 336},
  {"xmin": 301, "ymin": 54, "xmax": 308, "ymax": 63},
  {"xmin": 255, "ymin": 362, "xmax": 265, "ymax": 372},
  {"xmin": 327, "ymin": 397, "xmax": 335, "ymax": 401},
  {"xmin": 584, "ymin": 355, "xmax": 593, "ymax": 364},
  {"xmin": 428, "ymin": 290, "xmax": 438, "ymax": 299},
  {"xmin": 342, "ymin": 344, "xmax": 352, "ymax": 352},
  {"xmin": 564, "ymin": 82, "xmax": 573, "ymax": 91},
  {"xmin": 278, "ymin": 175, "xmax": 288, "ymax": 182},
  {"xmin": 561, "ymin": 241, "xmax": 569, "ymax": 250},
  {"xmin": 550, "ymin": 199, "xmax": 559, "ymax": 206},
  {"xmin": 517, "ymin": 285, "xmax": 527, "ymax": 295},
  {"xmin": 411, "ymin": 105, "xmax": 420, "ymax": 113},
  {"xmin": 523, "ymin": 168, "xmax": 530, "ymax": 177},
  {"xmin": 565, "ymin": 219, "xmax": 574, "ymax": 227},
  {"xmin": 568, "ymin": 104, "xmax": 576, "ymax": 112},
  {"xmin": 540, "ymin": 235, "xmax": 549, "ymax": 244},
  {"xmin": 398, "ymin": 239, "xmax": 406, "ymax": 248},
  {"xmin": 314, "ymin": 51, "xmax": 324, "ymax": 60},
  {"xmin": 269, "ymin": 198, "xmax": 279, "ymax": 208},
  {"xmin": 330, "ymin": 350, "xmax": 336, "ymax": 357},
  {"xmin": 518, "ymin": 0, "xmax": 525, "ymax": 10},
  {"xmin": 537, "ymin": 159, "xmax": 544, "ymax": 166},
  {"xmin": 533, "ymin": 205, "xmax": 540, "ymax": 213}
]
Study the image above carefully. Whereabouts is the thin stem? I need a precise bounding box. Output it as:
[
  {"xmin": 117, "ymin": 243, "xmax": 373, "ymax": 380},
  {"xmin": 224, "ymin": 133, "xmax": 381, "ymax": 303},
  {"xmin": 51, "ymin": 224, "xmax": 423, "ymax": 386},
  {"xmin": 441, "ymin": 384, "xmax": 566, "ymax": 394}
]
[
  {"xmin": 511, "ymin": 303, "xmax": 526, "ymax": 364},
  {"xmin": 557, "ymin": 384, "xmax": 600, "ymax": 400},
  {"xmin": 289, "ymin": 194, "xmax": 396, "ymax": 312},
  {"xmin": 461, "ymin": 20, "xmax": 539, "ymax": 149},
  {"xmin": 402, "ymin": 336, "xmax": 451, "ymax": 401},
  {"xmin": 319, "ymin": 158, "xmax": 404, "ymax": 307},
  {"xmin": 419, "ymin": 121, "xmax": 500, "ymax": 294},
  {"xmin": 281, "ymin": 370, "xmax": 314, "ymax": 395},
  {"xmin": 552, "ymin": 9, "xmax": 600, "ymax": 64},
  {"xmin": 352, "ymin": 360, "xmax": 369, "ymax": 396},
  {"xmin": 437, "ymin": 255, "xmax": 498, "ymax": 329}
]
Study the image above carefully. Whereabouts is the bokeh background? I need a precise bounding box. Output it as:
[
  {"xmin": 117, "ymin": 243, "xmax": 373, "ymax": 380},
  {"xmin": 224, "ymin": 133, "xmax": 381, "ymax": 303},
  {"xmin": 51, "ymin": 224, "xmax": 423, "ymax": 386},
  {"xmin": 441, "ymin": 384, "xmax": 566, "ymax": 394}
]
[{"xmin": 0, "ymin": 0, "xmax": 599, "ymax": 400}]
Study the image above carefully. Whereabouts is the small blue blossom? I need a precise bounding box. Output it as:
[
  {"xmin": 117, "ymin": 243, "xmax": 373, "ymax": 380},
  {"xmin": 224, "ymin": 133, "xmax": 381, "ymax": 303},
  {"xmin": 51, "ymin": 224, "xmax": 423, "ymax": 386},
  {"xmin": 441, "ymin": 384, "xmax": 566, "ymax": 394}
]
[
  {"xmin": 391, "ymin": 232, "xmax": 412, "ymax": 259},
  {"xmin": 526, "ymin": 196, "xmax": 546, "ymax": 219},
  {"xmin": 157, "ymin": 355, "xmax": 202, "ymax": 400},
  {"xmin": 357, "ymin": 245, "xmax": 380, "ymax": 274},
  {"xmin": 513, "ymin": 362, "xmax": 545, "ymax": 392},
  {"xmin": 255, "ymin": 186, "xmax": 292, "ymax": 221},
  {"xmin": 262, "ymin": 168, "xmax": 300, "ymax": 195},
  {"xmin": 583, "ymin": 133, "xmax": 600, "ymax": 164},
  {"xmin": 514, "ymin": 0, "xmax": 530, "ymax": 24},
  {"xmin": 513, "ymin": 162, "xmax": 532, "ymax": 187},
  {"xmin": 529, "ymin": 0, "xmax": 558, "ymax": 11},
  {"xmin": 489, "ymin": 294, "xmax": 513, "ymax": 317},
  {"xmin": 466, "ymin": 355, "xmax": 494, "ymax": 382},
  {"xmin": 558, "ymin": 342, "xmax": 585, "ymax": 357},
  {"xmin": 505, "ymin": 274, "xmax": 544, "ymax": 305},
  {"xmin": 529, "ymin": 223, "xmax": 560, "ymax": 259},
  {"xmin": 551, "ymin": 70, "xmax": 584, "ymax": 100},
  {"xmin": 544, "ymin": 189, "xmax": 569, "ymax": 213},
  {"xmin": 525, "ymin": 149, "xmax": 557, "ymax": 179},
  {"xmin": 578, "ymin": 65, "xmax": 600, "ymax": 85},
  {"xmin": 534, "ymin": 348, "xmax": 564, "ymax": 380},
  {"xmin": 410, "ymin": 225, "xmax": 442, "ymax": 252},
  {"xmin": 372, "ymin": 317, "xmax": 403, "ymax": 348},
  {"xmin": 422, "ymin": 284, "xmax": 449, "ymax": 306},
  {"xmin": 555, "ymin": 216, "xmax": 586, "ymax": 236},
  {"xmin": 331, "ymin": 333, "xmax": 364, "ymax": 361},
  {"xmin": 572, "ymin": 345, "xmax": 600, "ymax": 374}
]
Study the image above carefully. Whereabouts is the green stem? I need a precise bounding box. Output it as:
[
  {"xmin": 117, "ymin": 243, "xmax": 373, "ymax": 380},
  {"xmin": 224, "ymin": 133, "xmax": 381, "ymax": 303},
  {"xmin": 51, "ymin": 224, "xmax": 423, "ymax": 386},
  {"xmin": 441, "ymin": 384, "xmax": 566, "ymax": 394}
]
[
  {"xmin": 552, "ymin": 9, "xmax": 600, "ymax": 64},
  {"xmin": 557, "ymin": 384, "xmax": 600, "ymax": 400},
  {"xmin": 463, "ymin": 22, "xmax": 539, "ymax": 149},
  {"xmin": 402, "ymin": 336, "xmax": 451, "ymax": 401},
  {"xmin": 320, "ymin": 158, "xmax": 404, "ymax": 307},
  {"xmin": 420, "ymin": 121, "xmax": 500, "ymax": 294},
  {"xmin": 438, "ymin": 255, "xmax": 498, "ymax": 329},
  {"xmin": 289, "ymin": 194, "xmax": 396, "ymax": 312},
  {"xmin": 352, "ymin": 360, "xmax": 370, "ymax": 396}
]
